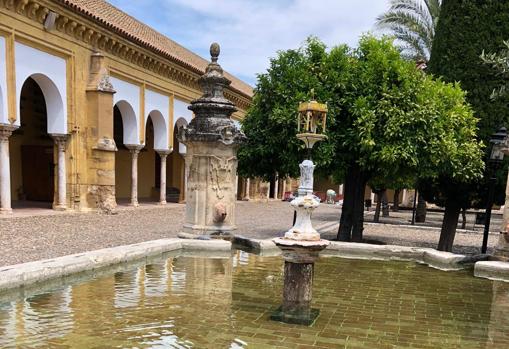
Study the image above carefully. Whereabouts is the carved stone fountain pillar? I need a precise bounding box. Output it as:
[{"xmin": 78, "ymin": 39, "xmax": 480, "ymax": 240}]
[
  {"xmin": 177, "ymin": 43, "xmax": 245, "ymax": 239},
  {"xmin": 272, "ymin": 160, "xmax": 329, "ymax": 325}
]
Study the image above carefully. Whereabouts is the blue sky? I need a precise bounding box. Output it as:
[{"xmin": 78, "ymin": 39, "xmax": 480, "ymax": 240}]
[{"xmin": 109, "ymin": 0, "xmax": 390, "ymax": 86}]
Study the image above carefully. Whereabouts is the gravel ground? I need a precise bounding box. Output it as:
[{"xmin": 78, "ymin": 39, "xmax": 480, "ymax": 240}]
[{"xmin": 0, "ymin": 201, "xmax": 500, "ymax": 267}]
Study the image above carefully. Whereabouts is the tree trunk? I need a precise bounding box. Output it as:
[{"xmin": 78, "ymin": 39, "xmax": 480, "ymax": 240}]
[
  {"xmin": 416, "ymin": 195, "xmax": 427, "ymax": 223},
  {"xmin": 338, "ymin": 168, "xmax": 355, "ymax": 241},
  {"xmin": 393, "ymin": 189, "xmax": 400, "ymax": 212},
  {"xmin": 351, "ymin": 176, "xmax": 367, "ymax": 242},
  {"xmin": 338, "ymin": 164, "xmax": 367, "ymax": 242},
  {"xmin": 461, "ymin": 208, "xmax": 467, "ymax": 230},
  {"xmin": 438, "ymin": 200, "xmax": 461, "ymax": 252},
  {"xmin": 382, "ymin": 190, "xmax": 389, "ymax": 217},
  {"xmin": 374, "ymin": 192, "xmax": 382, "ymax": 223}
]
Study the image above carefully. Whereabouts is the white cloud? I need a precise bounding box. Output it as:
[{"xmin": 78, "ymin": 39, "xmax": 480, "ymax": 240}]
[{"xmin": 112, "ymin": 0, "xmax": 390, "ymax": 85}]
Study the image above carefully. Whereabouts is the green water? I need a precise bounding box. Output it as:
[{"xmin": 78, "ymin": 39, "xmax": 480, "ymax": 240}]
[{"xmin": 1, "ymin": 251, "xmax": 508, "ymax": 348}]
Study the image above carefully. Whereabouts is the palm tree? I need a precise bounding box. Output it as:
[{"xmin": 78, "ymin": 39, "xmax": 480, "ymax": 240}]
[{"xmin": 375, "ymin": 0, "xmax": 441, "ymax": 61}]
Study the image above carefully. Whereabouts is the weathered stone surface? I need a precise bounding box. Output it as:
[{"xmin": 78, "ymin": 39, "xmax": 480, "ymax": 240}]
[
  {"xmin": 475, "ymin": 261, "xmax": 509, "ymax": 281},
  {"xmin": 271, "ymin": 261, "xmax": 319, "ymax": 326},
  {"xmin": 421, "ymin": 249, "xmax": 467, "ymax": 271},
  {"xmin": 178, "ymin": 44, "xmax": 245, "ymax": 237}
]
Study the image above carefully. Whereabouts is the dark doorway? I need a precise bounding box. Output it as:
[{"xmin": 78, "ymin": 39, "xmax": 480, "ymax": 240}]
[{"xmin": 14, "ymin": 77, "xmax": 54, "ymax": 203}]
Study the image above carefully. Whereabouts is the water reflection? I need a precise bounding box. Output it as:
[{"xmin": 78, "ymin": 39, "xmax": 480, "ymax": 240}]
[{"xmin": 0, "ymin": 253, "xmax": 508, "ymax": 348}]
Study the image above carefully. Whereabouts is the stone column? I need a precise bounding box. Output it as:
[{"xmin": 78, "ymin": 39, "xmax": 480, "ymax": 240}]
[
  {"xmin": 235, "ymin": 175, "xmax": 239, "ymax": 199},
  {"xmin": 126, "ymin": 145, "xmax": 144, "ymax": 207},
  {"xmin": 274, "ymin": 173, "xmax": 279, "ymax": 200},
  {"xmin": 282, "ymin": 178, "xmax": 287, "ymax": 200},
  {"xmin": 157, "ymin": 150, "xmax": 171, "ymax": 205},
  {"xmin": 244, "ymin": 178, "xmax": 251, "ymax": 201},
  {"xmin": 52, "ymin": 134, "xmax": 69, "ymax": 211},
  {"xmin": 0, "ymin": 125, "xmax": 17, "ymax": 214},
  {"xmin": 402, "ymin": 189, "xmax": 408, "ymax": 207}
]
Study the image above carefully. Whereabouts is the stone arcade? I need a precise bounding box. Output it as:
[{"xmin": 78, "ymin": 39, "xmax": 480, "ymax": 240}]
[{"xmin": 0, "ymin": 0, "xmax": 253, "ymax": 213}]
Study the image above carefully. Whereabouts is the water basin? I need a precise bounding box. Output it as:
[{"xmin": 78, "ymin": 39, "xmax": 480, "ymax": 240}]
[{"xmin": 0, "ymin": 251, "xmax": 508, "ymax": 348}]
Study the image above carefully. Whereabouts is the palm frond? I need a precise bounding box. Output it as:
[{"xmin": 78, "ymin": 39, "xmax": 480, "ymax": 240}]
[{"xmin": 375, "ymin": 0, "xmax": 442, "ymax": 61}]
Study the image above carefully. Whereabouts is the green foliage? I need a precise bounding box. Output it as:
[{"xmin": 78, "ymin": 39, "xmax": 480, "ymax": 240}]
[
  {"xmin": 424, "ymin": 0, "xmax": 509, "ymax": 208},
  {"xmin": 481, "ymin": 40, "xmax": 509, "ymax": 100},
  {"xmin": 238, "ymin": 37, "xmax": 345, "ymax": 180},
  {"xmin": 428, "ymin": 0, "xmax": 509, "ymax": 143},
  {"xmin": 239, "ymin": 35, "xmax": 484, "ymax": 191},
  {"xmin": 375, "ymin": 0, "xmax": 441, "ymax": 61}
]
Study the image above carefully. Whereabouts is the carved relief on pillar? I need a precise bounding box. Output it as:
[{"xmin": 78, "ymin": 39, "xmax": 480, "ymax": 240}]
[{"xmin": 210, "ymin": 156, "xmax": 236, "ymax": 200}]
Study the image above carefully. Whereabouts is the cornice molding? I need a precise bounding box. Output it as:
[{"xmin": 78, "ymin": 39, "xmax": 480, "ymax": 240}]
[{"xmin": 0, "ymin": 0, "xmax": 252, "ymax": 112}]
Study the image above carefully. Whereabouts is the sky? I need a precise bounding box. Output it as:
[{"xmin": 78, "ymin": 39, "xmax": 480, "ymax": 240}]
[{"xmin": 108, "ymin": 0, "xmax": 390, "ymax": 86}]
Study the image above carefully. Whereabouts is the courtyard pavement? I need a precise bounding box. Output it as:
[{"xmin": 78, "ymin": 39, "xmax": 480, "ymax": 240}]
[{"xmin": 0, "ymin": 201, "xmax": 500, "ymax": 267}]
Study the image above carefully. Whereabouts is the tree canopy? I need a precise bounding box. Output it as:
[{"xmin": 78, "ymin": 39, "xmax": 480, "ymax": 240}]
[
  {"xmin": 424, "ymin": 0, "xmax": 509, "ymax": 250},
  {"xmin": 239, "ymin": 35, "xmax": 484, "ymax": 243}
]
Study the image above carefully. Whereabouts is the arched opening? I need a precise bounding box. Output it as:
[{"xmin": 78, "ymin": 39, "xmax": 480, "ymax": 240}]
[
  {"xmin": 138, "ymin": 110, "xmax": 169, "ymax": 204},
  {"xmin": 137, "ymin": 116, "xmax": 157, "ymax": 203},
  {"xmin": 113, "ymin": 101, "xmax": 138, "ymax": 203},
  {"xmin": 10, "ymin": 77, "xmax": 56, "ymax": 208},
  {"xmin": 168, "ymin": 118, "xmax": 188, "ymax": 203}
]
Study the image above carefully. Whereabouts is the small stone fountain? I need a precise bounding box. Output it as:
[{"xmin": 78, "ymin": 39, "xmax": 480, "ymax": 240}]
[
  {"xmin": 272, "ymin": 99, "xmax": 330, "ymax": 325},
  {"xmin": 177, "ymin": 43, "xmax": 245, "ymax": 239}
]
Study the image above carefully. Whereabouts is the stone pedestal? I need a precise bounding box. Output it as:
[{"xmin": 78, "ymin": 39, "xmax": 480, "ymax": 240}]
[
  {"xmin": 272, "ymin": 158, "xmax": 329, "ymax": 325},
  {"xmin": 177, "ymin": 43, "xmax": 245, "ymax": 239},
  {"xmin": 179, "ymin": 143, "xmax": 239, "ymax": 237},
  {"xmin": 271, "ymin": 239, "xmax": 329, "ymax": 325}
]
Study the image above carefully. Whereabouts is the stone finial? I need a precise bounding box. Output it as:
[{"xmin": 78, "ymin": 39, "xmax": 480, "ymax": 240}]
[
  {"xmin": 210, "ymin": 42, "xmax": 220, "ymax": 63},
  {"xmin": 179, "ymin": 43, "xmax": 246, "ymax": 146}
]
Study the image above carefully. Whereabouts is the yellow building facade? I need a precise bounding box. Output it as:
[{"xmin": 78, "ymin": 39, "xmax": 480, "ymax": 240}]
[{"xmin": 0, "ymin": 0, "xmax": 252, "ymax": 213}]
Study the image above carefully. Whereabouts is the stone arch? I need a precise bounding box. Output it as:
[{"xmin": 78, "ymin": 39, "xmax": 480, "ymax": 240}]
[
  {"xmin": 15, "ymin": 42, "xmax": 67, "ymax": 134},
  {"xmin": 147, "ymin": 110, "xmax": 168, "ymax": 151},
  {"xmin": 11, "ymin": 77, "xmax": 57, "ymax": 206},
  {"xmin": 115, "ymin": 100, "xmax": 138, "ymax": 145},
  {"xmin": 24, "ymin": 74, "xmax": 65, "ymax": 134}
]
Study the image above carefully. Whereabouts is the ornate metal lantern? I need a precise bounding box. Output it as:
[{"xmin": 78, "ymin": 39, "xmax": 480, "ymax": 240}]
[
  {"xmin": 489, "ymin": 127, "xmax": 508, "ymax": 163},
  {"xmin": 297, "ymin": 99, "xmax": 328, "ymax": 149}
]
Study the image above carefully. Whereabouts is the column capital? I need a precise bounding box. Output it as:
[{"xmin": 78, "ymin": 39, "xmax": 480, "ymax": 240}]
[
  {"xmin": 0, "ymin": 124, "xmax": 18, "ymax": 142},
  {"xmin": 125, "ymin": 144, "xmax": 144, "ymax": 154},
  {"xmin": 156, "ymin": 148, "xmax": 173, "ymax": 157},
  {"xmin": 51, "ymin": 133, "xmax": 69, "ymax": 152}
]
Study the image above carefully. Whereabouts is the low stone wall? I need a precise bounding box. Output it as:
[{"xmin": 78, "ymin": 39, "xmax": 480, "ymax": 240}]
[
  {"xmin": 234, "ymin": 236, "xmax": 473, "ymax": 271},
  {"xmin": 3, "ymin": 236, "xmax": 509, "ymax": 294},
  {"xmin": 474, "ymin": 261, "xmax": 509, "ymax": 281},
  {"xmin": 0, "ymin": 238, "xmax": 231, "ymax": 292}
]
